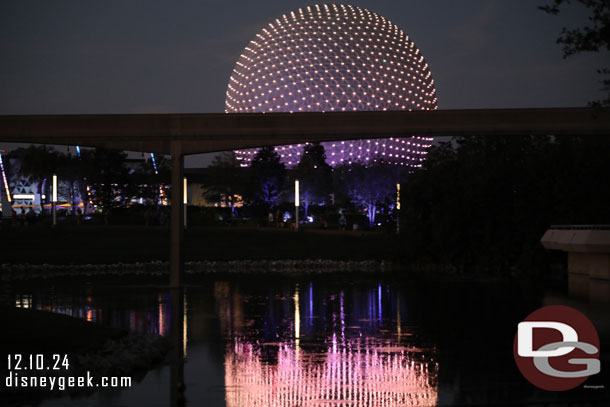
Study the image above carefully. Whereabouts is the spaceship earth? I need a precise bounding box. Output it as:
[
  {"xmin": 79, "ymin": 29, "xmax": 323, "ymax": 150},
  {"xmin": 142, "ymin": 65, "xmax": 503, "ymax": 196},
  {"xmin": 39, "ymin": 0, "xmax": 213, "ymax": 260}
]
[{"xmin": 225, "ymin": 3, "xmax": 437, "ymax": 167}]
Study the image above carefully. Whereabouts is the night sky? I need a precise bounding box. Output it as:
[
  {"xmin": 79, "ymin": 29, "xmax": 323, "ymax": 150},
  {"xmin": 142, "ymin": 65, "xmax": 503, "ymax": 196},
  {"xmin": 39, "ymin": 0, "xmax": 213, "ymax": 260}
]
[{"xmin": 1, "ymin": 1, "xmax": 607, "ymax": 164}]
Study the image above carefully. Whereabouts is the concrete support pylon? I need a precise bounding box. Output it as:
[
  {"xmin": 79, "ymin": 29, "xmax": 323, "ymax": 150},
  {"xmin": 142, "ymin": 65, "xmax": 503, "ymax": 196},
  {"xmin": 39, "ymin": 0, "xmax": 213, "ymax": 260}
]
[{"xmin": 170, "ymin": 141, "xmax": 184, "ymax": 288}]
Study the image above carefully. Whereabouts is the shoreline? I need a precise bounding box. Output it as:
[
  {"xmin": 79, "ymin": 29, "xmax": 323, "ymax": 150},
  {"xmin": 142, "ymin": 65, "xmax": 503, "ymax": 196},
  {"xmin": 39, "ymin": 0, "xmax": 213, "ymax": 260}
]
[
  {"xmin": 0, "ymin": 259, "xmax": 537, "ymax": 284},
  {"xmin": 0, "ymin": 259, "xmax": 397, "ymax": 281}
]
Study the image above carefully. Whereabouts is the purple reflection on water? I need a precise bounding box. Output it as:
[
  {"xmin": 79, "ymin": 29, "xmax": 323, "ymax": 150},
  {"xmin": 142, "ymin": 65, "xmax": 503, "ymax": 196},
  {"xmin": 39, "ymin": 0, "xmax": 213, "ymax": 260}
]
[
  {"xmin": 217, "ymin": 281, "xmax": 439, "ymax": 407},
  {"xmin": 225, "ymin": 336, "xmax": 438, "ymax": 407},
  {"xmin": 309, "ymin": 282, "xmax": 314, "ymax": 327},
  {"xmin": 378, "ymin": 283, "xmax": 382, "ymax": 325}
]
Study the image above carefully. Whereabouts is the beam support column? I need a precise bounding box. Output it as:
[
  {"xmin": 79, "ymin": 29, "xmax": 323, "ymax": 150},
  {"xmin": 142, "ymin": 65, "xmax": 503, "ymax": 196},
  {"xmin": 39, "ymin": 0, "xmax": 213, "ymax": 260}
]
[{"xmin": 170, "ymin": 141, "xmax": 184, "ymax": 288}]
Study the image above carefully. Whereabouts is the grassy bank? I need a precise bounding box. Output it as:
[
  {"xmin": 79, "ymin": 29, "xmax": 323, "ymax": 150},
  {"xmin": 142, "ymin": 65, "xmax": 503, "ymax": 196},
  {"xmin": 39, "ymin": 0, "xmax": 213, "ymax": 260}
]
[{"xmin": 1, "ymin": 224, "xmax": 402, "ymax": 265}]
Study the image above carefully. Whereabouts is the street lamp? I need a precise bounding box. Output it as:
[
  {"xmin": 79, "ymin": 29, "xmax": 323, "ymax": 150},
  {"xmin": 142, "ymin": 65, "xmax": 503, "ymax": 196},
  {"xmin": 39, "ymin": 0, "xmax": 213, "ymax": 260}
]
[
  {"xmin": 183, "ymin": 177, "xmax": 187, "ymax": 229},
  {"xmin": 396, "ymin": 183, "xmax": 400, "ymax": 235},
  {"xmin": 52, "ymin": 174, "xmax": 57, "ymax": 226},
  {"xmin": 294, "ymin": 180, "xmax": 299, "ymax": 231}
]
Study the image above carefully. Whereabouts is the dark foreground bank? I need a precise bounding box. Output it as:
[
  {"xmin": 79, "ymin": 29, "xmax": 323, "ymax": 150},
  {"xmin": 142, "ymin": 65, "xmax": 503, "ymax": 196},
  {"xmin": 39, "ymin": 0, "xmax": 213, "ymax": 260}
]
[{"xmin": 0, "ymin": 307, "xmax": 169, "ymax": 407}]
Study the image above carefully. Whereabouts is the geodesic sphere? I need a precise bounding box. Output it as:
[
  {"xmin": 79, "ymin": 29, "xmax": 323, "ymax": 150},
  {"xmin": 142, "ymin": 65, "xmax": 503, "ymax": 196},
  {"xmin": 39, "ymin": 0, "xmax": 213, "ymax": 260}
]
[{"xmin": 225, "ymin": 3, "xmax": 437, "ymax": 167}]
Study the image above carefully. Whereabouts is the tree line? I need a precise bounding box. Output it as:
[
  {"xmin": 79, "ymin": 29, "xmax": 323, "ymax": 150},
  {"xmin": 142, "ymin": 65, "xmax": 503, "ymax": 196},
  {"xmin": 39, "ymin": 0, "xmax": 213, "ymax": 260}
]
[
  {"xmin": 399, "ymin": 135, "xmax": 610, "ymax": 274},
  {"xmin": 203, "ymin": 143, "xmax": 404, "ymax": 228}
]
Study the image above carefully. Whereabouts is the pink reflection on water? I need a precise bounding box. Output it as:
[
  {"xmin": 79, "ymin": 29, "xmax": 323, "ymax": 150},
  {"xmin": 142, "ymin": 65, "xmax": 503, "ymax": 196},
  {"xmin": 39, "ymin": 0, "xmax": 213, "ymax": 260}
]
[{"xmin": 225, "ymin": 337, "xmax": 438, "ymax": 407}]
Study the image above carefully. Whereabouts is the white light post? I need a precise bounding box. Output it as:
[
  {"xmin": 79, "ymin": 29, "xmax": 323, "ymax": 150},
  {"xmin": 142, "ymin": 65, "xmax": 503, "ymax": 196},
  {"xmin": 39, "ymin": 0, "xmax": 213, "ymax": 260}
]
[
  {"xmin": 183, "ymin": 177, "xmax": 187, "ymax": 229},
  {"xmin": 52, "ymin": 174, "xmax": 58, "ymax": 226},
  {"xmin": 294, "ymin": 180, "xmax": 299, "ymax": 231},
  {"xmin": 396, "ymin": 183, "xmax": 400, "ymax": 235}
]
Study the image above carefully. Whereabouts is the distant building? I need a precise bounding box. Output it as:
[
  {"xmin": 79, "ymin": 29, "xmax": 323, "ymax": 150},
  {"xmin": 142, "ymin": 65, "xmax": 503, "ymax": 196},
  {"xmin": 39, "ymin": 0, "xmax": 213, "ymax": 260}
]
[{"xmin": 0, "ymin": 153, "xmax": 159, "ymax": 215}]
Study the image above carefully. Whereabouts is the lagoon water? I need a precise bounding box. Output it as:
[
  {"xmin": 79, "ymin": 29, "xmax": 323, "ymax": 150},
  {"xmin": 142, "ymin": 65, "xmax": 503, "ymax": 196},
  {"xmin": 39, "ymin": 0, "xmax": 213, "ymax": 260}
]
[{"xmin": 3, "ymin": 275, "xmax": 608, "ymax": 406}]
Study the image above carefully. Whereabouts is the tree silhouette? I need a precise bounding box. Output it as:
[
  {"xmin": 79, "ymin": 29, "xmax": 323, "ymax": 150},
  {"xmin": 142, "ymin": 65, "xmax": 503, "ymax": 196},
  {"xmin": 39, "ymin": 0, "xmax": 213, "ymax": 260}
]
[
  {"xmin": 86, "ymin": 148, "xmax": 129, "ymax": 214},
  {"xmin": 57, "ymin": 152, "xmax": 88, "ymax": 212},
  {"xmin": 129, "ymin": 154, "xmax": 171, "ymax": 206},
  {"xmin": 15, "ymin": 145, "xmax": 60, "ymax": 209},
  {"xmin": 333, "ymin": 162, "xmax": 396, "ymax": 228},
  {"xmin": 204, "ymin": 151, "xmax": 248, "ymax": 215},
  {"xmin": 540, "ymin": 0, "xmax": 610, "ymax": 106},
  {"xmin": 250, "ymin": 146, "xmax": 286, "ymax": 210},
  {"xmin": 401, "ymin": 135, "xmax": 610, "ymax": 273},
  {"xmin": 294, "ymin": 142, "xmax": 332, "ymax": 217}
]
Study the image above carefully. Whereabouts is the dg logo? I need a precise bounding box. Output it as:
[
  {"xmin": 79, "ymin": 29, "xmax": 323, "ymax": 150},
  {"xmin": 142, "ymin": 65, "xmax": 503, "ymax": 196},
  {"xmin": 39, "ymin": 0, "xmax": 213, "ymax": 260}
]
[{"xmin": 513, "ymin": 305, "xmax": 601, "ymax": 391}]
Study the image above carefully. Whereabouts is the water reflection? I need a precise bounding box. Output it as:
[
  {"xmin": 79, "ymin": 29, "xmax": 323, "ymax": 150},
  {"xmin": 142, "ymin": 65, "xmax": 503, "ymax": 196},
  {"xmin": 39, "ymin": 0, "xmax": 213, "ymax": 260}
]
[
  {"xmin": 216, "ymin": 282, "xmax": 438, "ymax": 407},
  {"xmin": 169, "ymin": 288, "xmax": 185, "ymax": 407},
  {"xmin": 12, "ymin": 287, "xmax": 173, "ymax": 338},
  {"xmin": 225, "ymin": 338, "xmax": 437, "ymax": 407},
  {"xmin": 4, "ymin": 277, "xmax": 607, "ymax": 406}
]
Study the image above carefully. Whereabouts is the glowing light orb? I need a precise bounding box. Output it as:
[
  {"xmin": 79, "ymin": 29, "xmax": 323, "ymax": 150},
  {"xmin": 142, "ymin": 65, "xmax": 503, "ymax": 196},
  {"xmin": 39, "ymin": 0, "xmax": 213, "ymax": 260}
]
[{"xmin": 225, "ymin": 4, "xmax": 437, "ymax": 167}]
